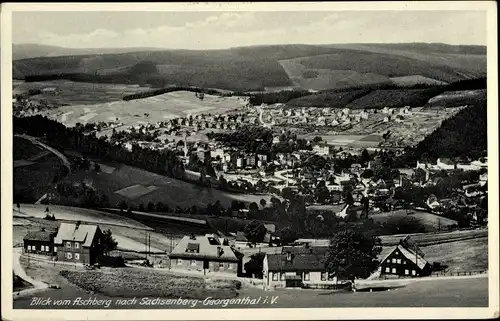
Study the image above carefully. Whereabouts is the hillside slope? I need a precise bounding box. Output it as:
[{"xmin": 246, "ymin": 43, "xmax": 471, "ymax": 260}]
[{"xmin": 13, "ymin": 43, "xmax": 486, "ymax": 92}]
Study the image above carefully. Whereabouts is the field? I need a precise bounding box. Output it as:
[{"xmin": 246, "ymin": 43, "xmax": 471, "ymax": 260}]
[
  {"xmin": 60, "ymin": 268, "xmax": 241, "ymax": 299},
  {"xmin": 38, "ymin": 90, "xmax": 248, "ymax": 128},
  {"xmin": 422, "ymin": 237, "xmax": 488, "ymax": 272},
  {"xmin": 378, "ymin": 229, "xmax": 488, "ymax": 246},
  {"xmin": 425, "ymin": 89, "xmax": 487, "ymax": 108},
  {"xmin": 61, "ymin": 161, "xmax": 276, "ymax": 209},
  {"xmin": 370, "ymin": 210, "xmax": 459, "ymax": 232},
  {"xmin": 390, "ymin": 75, "xmax": 448, "ymax": 87},
  {"xmin": 13, "ymin": 207, "xmax": 180, "ymax": 253},
  {"xmin": 339, "ymin": 107, "xmax": 465, "ymax": 147},
  {"xmin": 279, "ymin": 58, "xmax": 392, "ymax": 90},
  {"xmin": 13, "ymin": 80, "xmax": 154, "ymax": 107}
]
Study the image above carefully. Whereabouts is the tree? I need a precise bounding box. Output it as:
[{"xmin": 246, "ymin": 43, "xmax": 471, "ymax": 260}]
[
  {"xmin": 280, "ymin": 227, "xmax": 299, "ymax": 245},
  {"xmin": 101, "ymin": 229, "xmax": 118, "ymax": 255},
  {"xmin": 147, "ymin": 202, "xmax": 155, "ymax": 212},
  {"xmin": 249, "ymin": 202, "xmax": 259, "ymax": 213},
  {"xmin": 325, "ymin": 228, "xmax": 382, "ymax": 284},
  {"xmin": 243, "ymin": 220, "xmax": 267, "ymax": 245},
  {"xmin": 244, "ymin": 252, "xmax": 265, "ymax": 278},
  {"xmin": 359, "ymin": 149, "xmax": 372, "ymax": 166}
]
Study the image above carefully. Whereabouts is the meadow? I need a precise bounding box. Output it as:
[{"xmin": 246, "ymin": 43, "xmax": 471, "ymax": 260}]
[
  {"xmin": 13, "ymin": 80, "xmax": 154, "ymax": 107},
  {"xmin": 60, "ymin": 269, "xmax": 241, "ymax": 299},
  {"xmin": 39, "ymin": 90, "xmax": 248, "ymax": 128},
  {"xmin": 61, "ymin": 161, "xmax": 276, "ymax": 209},
  {"xmin": 370, "ymin": 210, "xmax": 459, "ymax": 232}
]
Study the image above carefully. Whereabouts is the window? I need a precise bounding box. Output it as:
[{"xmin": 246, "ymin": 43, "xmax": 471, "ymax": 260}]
[
  {"xmin": 328, "ymin": 273, "xmax": 335, "ymax": 281},
  {"xmin": 177, "ymin": 259, "xmax": 182, "ymax": 265},
  {"xmin": 75, "ymin": 253, "xmax": 80, "ymax": 260},
  {"xmin": 385, "ymin": 267, "xmax": 390, "ymax": 273},
  {"xmin": 27, "ymin": 245, "xmax": 31, "ymax": 251},
  {"xmin": 391, "ymin": 258, "xmax": 397, "ymax": 263},
  {"xmin": 219, "ymin": 262, "xmax": 224, "ymax": 269},
  {"xmin": 54, "ymin": 246, "xmax": 57, "ymax": 252},
  {"xmin": 272, "ymin": 272, "xmax": 278, "ymax": 281},
  {"xmin": 66, "ymin": 242, "xmax": 71, "ymax": 249},
  {"xmin": 405, "ymin": 269, "xmax": 409, "ymax": 275},
  {"xmin": 190, "ymin": 260, "xmax": 196, "ymax": 266},
  {"xmin": 67, "ymin": 252, "xmax": 72, "ymax": 259},
  {"xmin": 280, "ymin": 273, "xmax": 285, "ymax": 281},
  {"xmin": 412, "ymin": 270, "xmax": 416, "ymax": 276},
  {"xmin": 396, "ymin": 259, "xmax": 402, "ymax": 264},
  {"xmin": 303, "ymin": 272, "xmax": 310, "ymax": 281},
  {"xmin": 74, "ymin": 242, "xmax": 79, "ymax": 249},
  {"xmin": 392, "ymin": 268, "xmax": 396, "ymax": 274},
  {"xmin": 321, "ymin": 272, "xmax": 327, "ymax": 281},
  {"xmin": 228, "ymin": 264, "xmax": 233, "ymax": 270}
]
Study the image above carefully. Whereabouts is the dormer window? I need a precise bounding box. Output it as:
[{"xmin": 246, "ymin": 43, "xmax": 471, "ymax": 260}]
[
  {"xmin": 286, "ymin": 252, "xmax": 292, "ymax": 261},
  {"xmin": 186, "ymin": 243, "xmax": 199, "ymax": 253}
]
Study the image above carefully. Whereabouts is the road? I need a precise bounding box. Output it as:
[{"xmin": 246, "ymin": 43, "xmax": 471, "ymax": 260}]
[
  {"xmin": 274, "ymin": 169, "xmax": 297, "ymax": 185},
  {"xmin": 12, "ymin": 248, "xmax": 49, "ymax": 297},
  {"xmin": 15, "ymin": 134, "xmax": 71, "ymax": 173}
]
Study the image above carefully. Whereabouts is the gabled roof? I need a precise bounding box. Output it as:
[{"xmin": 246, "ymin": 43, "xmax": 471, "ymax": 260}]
[
  {"xmin": 54, "ymin": 223, "xmax": 99, "ymax": 247},
  {"xmin": 170, "ymin": 235, "xmax": 240, "ymax": 262},
  {"xmin": 266, "ymin": 252, "xmax": 327, "ymax": 272},
  {"xmin": 24, "ymin": 230, "xmax": 54, "ymax": 242},
  {"xmin": 380, "ymin": 241, "xmax": 428, "ymax": 270}
]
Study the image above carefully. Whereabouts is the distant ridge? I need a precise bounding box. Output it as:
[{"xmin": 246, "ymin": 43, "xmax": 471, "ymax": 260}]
[{"xmin": 13, "ymin": 43, "xmax": 486, "ymax": 92}]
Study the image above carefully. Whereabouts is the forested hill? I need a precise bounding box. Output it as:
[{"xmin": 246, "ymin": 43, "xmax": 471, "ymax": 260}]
[{"xmin": 401, "ymin": 96, "xmax": 488, "ymax": 165}]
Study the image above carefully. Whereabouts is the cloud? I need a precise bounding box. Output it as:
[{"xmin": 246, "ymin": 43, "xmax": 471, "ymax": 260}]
[{"xmin": 23, "ymin": 11, "xmax": 486, "ymax": 49}]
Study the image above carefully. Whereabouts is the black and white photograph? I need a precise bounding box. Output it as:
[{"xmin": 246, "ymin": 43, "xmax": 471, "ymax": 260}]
[{"xmin": 1, "ymin": 2, "xmax": 498, "ymax": 320}]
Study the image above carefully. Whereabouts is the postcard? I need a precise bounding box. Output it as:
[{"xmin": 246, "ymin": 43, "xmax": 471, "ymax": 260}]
[{"xmin": 1, "ymin": 2, "xmax": 498, "ymax": 320}]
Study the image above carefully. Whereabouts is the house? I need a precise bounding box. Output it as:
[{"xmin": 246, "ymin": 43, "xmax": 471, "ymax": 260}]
[
  {"xmin": 437, "ymin": 158, "xmax": 456, "ymax": 170},
  {"xmin": 379, "ymin": 237, "xmax": 432, "ymax": 277},
  {"xmin": 54, "ymin": 222, "xmax": 103, "ymax": 265},
  {"xmin": 263, "ymin": 247, "xmax": 341, "ymax": 290},
  {"xmin": 312, "ymin": 143, "xmax": 330, "ymax": 156},
  {"xmin": 169, "ymin": 234, "xmax": 243, "ymax": 276},
  {"xmin": 272, "ymin": 136, "xmax": 281, "ymax": 144},
  {"xmin": 23, "ymin": 228, "xmax": 56, "ymax": 256}
]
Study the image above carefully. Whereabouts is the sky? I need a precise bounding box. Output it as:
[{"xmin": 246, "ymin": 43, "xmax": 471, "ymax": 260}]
[{"xmin": 12, "ymin": 11, "xmax": 487, "ymax": 49}]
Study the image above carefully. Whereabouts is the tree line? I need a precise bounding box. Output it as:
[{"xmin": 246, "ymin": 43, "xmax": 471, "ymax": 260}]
[{"xmin": 14, "ymin": 115, "xmax": 186, "ymax": 179}]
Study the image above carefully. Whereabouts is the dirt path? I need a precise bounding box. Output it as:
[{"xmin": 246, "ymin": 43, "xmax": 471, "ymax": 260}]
[
  {"xmin": 14, "ymin": 134, "xmax": 71, "ymax": 173},
  {"xmin": 12, "ymin": 248, "xmax": 49, "ymax": 297}
]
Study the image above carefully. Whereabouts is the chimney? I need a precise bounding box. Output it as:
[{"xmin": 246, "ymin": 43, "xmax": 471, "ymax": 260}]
[{"xmin": 217, "ymin": 246, "xmax": 224, "ymax": 257}]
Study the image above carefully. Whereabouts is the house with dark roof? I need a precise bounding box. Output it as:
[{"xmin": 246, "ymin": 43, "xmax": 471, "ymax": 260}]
[
  {"xmin": 169, "ymin": 234, "xmax": 243, "ymax": 276},
  {"xmin": 23, "ymin": 228, "xmax": 56, "ymax": 256},
  {"xmin": 54, "ymin": 222, "xmax": 103, "ymax": 265},
  {"xmin": 263, "ymin": 246, "xmax": 339, "ymax": 290},
  {"xmin": 378, "ymin": 236, "xmax": 432, "ymax": 278}
]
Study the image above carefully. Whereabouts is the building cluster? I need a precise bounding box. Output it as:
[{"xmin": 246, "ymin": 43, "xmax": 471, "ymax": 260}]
[{"xmin": 23, "ymin": 222, "xmax": 104, "ymax": 265}]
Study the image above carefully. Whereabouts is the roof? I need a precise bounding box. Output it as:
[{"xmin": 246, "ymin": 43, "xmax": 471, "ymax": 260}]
[
  {"xmin": 170, "ymin": 235, "xmax": 240, "ymax": 262},
  {"xmin": 282, "ymin": 246, "xmax": 329, "ymax": 255},
  {"xmin": 235, "ymin": 231, "xmax": 248, "ymax": 242},
  {"xmin": 24, "ymin": 230, "xmax": 54, "ymax": 242},
  {"xmin": 266, "ymin": 252, "xmax": 327, "ymax": 272},
  {"xmin": 54, "ymin": 223, "xmax": 99, "ymax": 247},
  {"xmin": 380, "ymin": 241, "xmax": 428, "ymax": 270}
]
